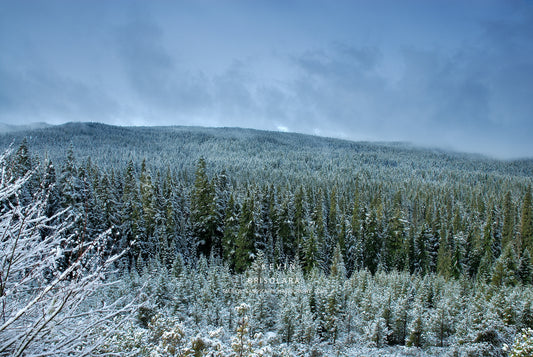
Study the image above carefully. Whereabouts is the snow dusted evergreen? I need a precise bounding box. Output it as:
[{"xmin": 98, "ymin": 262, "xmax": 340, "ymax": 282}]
[{"xmin": 1, "ymin": 122, "xmax": 533, "ymax": 355}]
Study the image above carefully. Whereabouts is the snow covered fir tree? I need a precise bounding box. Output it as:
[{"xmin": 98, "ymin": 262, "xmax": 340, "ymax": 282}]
[{"xmin": 1, "ymin": 122, "xmax": 533, "ymax": 355}]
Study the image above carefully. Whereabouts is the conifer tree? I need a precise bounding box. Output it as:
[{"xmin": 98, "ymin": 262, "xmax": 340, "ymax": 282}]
[
  {"xmin": 406, "ymin": 310, "xmax": 425, "ymax": 347},
  {"xmin": 414, "ymin": 226, "xmax": 431, "ymax": 275},
  {"xmin": 502, "ymin": 191, "xmax": 515, "ymax": 249},
  {"xmin": 363, "ymin": 207, "xmax": 381, "ymax": 274},
  {"xmin": 520, "ymin": 186, "xmax": 533, "ymax": 261},
  {"xmin": 517, "ymin": 249, "xmax": 533, "ymax": 284},
  {"xmin": 313, "ymin": 190, "xmax": 328, "ymax": 270},
  {"xmin": 11, "ymin": 138, "xmax": 32, "ymax": 179},
  {"xmin": 223, "ymin": 194, "xmax": 239, "ymax": 268},
  {"xmin": 119, "ymin": 160, "xmax": 142, "ymax": 264},
  {"xmin": 235, "ymin": 193, "xmax": 256, "ymax": 273},
  {"xmin": 346, "ymin": 194, "xmax": 363, "ymax": 272},
  {"xmin": 450, "ymin": 238, "xmax": 464, "ymax": 279},
  {"xmin": 492, "ymin": 243, "xmax": 519, "ymax": 286},
  {"xmin": 276, "ymin": 195, "xmax": 294, "ymax": 261},
  {"xmin": 139, "ymin": 159, "xmax": 155, "ymax": 238},
  {"xmin": 436, "ymin": 234, "xmax": 452, "ymax": 279},
  {"xmin": 294, "ymin": 186, "xmax": 306, "ymax": 260},
  {"xmin": 277, "ymin": 293, "xmax": 297, "ymax": 344},
  {"xmin": 41, "ymin": 159, "xmax": 61, "ymax": 220},
  {"xmin": 59, "ymin": 143, "xmax": 82, "ymax": 211},
  {"xmin": 330, "ymin": 242, "xmax": 346, "ymax": 280},
  {"xmin": 212, "ymin": 170, "xmax": 230, "ymax": 256},
  {"xmin": 387, "ymin": 206, "xmax": 408, "ymax": 271},
  {"xmin": 303, "ymin": 222, "xmax": 319, "ymax": 274},
  {"xmin": 10, "ymin": 139, "xmax": 36, "ymax": 203},
  {"xmin": 232, "ymin": 303, "xmax": 253, "ymax": 356},
  {"xmin": 328, "ymin": 187, "xmax": 339, "ymax": 243},
  {"xmin": 191, "ymin": 157, "xmax": 216, "ymax": 257}
]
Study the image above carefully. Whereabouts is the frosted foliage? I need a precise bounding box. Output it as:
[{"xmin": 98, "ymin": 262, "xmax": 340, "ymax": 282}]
[
  {"xmin": 505, "ymin": 328, "xmax": 533, "ymax": 357},
  {"xmin": 0, "ymin": 150, "xmax": 135, "ymax": 356}
]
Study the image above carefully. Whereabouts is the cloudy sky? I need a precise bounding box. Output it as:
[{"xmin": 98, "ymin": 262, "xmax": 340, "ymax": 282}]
[{"xmin": 1, "ymin": 0, "xmax": 532, "ymax": 158}]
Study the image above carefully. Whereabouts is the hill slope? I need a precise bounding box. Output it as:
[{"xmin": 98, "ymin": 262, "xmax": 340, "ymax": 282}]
[{"xmin": 1, "ymin": 122, "xmax": 532, "ymax": 185}]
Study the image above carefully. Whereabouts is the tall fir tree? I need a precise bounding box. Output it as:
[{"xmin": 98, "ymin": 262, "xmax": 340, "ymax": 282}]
[
  {"xmin": 223, "ymin": 194, "xmax": 239, "ymax": 269},
  {"xmin": 517, "ymin": 248, "xmax": 533, "ymax": 284},
  {"xmin": 139, "ymin": 159, "xmax": 156, "ymax": 239},
  {"xmin": 191, "ymin": 157, "xmax": 216, "ymax": 257},
  {"xmin": 327, "ymin": 187, "xmax": 339, "ymax": 244},
  {"xmin": 520, "ymin": 186, "xmax": 533, "ymax": 261},
  {"xmin": 491, "ymin": 243, "xmax": 519, "ymax": 287},
  {"xmin": 235, "ymin": 192, "xmax": 256, "ymax": 273},
  {"xmin": 502, "ymin": 191, "xmax": 515, "ymax": 249}
]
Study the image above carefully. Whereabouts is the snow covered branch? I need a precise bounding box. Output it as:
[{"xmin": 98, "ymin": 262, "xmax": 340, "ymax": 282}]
[{"xmin": 0, "ymin": 151, "xmax": 138, "ymax": 356}]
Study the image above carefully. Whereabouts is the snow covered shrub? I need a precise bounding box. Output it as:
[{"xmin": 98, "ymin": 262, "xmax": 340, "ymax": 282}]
[
  {"xmin": 0, "ymin": 150, "xmax": 135, "ymax": 356},
  {"xmin": 504, "ymin": 328, "xmax": 533, "ymax": 357},
  {"xmin": 232, "ymin": 303, "xmax": 253, "ymax": 357}
]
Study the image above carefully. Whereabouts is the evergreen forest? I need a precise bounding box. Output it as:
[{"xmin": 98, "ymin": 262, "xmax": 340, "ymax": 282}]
[{"xmin": 1, "ymin": 122, "xmax": 533, "ymax": 356}]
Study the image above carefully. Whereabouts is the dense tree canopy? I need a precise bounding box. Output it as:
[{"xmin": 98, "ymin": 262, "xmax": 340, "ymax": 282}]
[{"xmin": 2, "ymin": 122, "xmax": 533, "ymax": 355}]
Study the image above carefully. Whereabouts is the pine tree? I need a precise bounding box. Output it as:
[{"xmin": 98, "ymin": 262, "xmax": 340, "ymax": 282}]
[
  {"xmin": 139, "ymin": 159, "xmax": 156, "ymax": 238},
  {"xmin": 303, "ymin": 222, "xmax": 319, "ymax": 274},
  {"xmin": 517, "ymin": 249, "xmax": 533, "ymax": 284},
  {"xmin": 483, "ymin": 205, "xmax": 503, "ymax": 261},
  {"xmin": 324, "ymin": 278, "xmax": 344, "ymax": 344},
  {"xmin": 413, "ymin": 225, "xmax": 430, "ymax": 275},
  {"xmin": 429, "ymin": 298, "xmax": 453, "ymax": 347},
  {"xmin": 294, "ymin": 186, "xmax": 306, "ymax": 260},
  {"xmin": 502, "ymin": 191, "xmax": 515, "ymax": 249},
  {"xmin": 264, "ymin": 185, "xmax": 278, "ymax": 263},
  {"xmin": 10, "ymin": 138, "xmax": 35, "ymax": 204},
  {"xmin": 492, "ymin": 243, "xmax": 519, "ymax": 287},
  {"xmin": 363, "ymin": 207, "xmax": 381, "ymax": 274},
  {"xmin": 232, "ymin": 303, "xmax": 253, "ymax": 356},
  {"xmin": 520, "ymin": 186, "xmax": 533, "ymax": 261},
  {"xmin": 406, "ymin": 309, "xmax": 425, "ymax": 347},
  {"xmin": 387, "ymin": 206, "xmax": 408, "ymax": 271},
  {"xmin": 330, "ymin": 242, "xmax": 346, "ymax": 280},
  {"xmin": 276, "ymin": 195, "xmax": 294, "ymax": 261},
  {"xmin": 59, "ymin": 143, "xmax": 82, "ymax": 211},
  {"xmin": 212, "ymin": 170, "xmax": 230, "ymax": 256},
  {"xmin": 41, "ymin": 160, "xmax": 61, "ymax": 220},
  {"xmin": 223, "ymin": 194, "xmax": 239, "ymax": 268},
  {"xmin": 450, "ymin": 237, "xmax": 465, "ymax": 279},
  {"xmin": 328, "ymin": 187, "xmax": 339, "ymax": 243},
  {"xmin": 277, "ymin": 292, "xmax": 297, "ymax": 344},
  {"xmin": 346, "ymin": 194, "xmax": 363, "ymax": 272},
  {"xmin": 191, "ymin": 157, "xmax": 216, "ymax": 257},
  {"xmin": 11, "ymin": 138, "xmax": 42, "ymax": 205},
  {"xmin": 235, "ymin": 193, "xmax": 256, "ymax": 273},
  {"xmin": 436, "ymin": 230, "xmax": 453, "ymax": 278},
  {"xmin": 119, "ymin": 160, "xmax": 142, "ymax": 265},
  {"xmin": 313, "ymin": 190, "xmax": 328, "ymax": 270},
  {"xmin": 368, "ymin": 317, "xmax": 389, "ymax": 348}
]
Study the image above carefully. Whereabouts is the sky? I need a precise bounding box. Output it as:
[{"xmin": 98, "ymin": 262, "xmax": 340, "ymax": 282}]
[{"xmin": 0, "ymin": 0, "xmax": 532, "ymax": 159}]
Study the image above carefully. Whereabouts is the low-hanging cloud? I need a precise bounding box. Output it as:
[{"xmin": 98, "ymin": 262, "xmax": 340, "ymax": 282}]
[{"xmin": 281, "ymin": 11, "xmax": 533, "ymax": 158}]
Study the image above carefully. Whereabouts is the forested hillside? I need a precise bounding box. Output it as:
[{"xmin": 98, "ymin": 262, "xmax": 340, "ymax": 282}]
[{"xmin": 1, "ymin": 122, "xmax": 533, "ymax": 355}]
